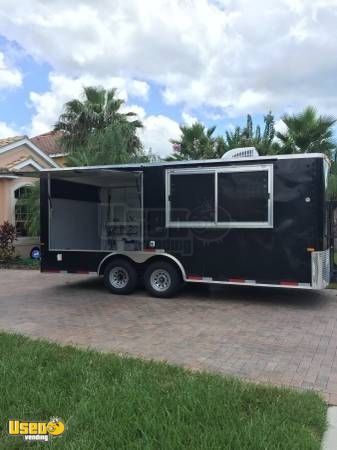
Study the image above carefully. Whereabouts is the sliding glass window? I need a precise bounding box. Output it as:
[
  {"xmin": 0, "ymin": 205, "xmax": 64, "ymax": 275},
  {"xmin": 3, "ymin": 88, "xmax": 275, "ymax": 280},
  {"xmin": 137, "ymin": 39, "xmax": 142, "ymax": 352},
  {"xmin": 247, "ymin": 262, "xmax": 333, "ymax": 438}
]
[{"xmin": 166, "ymin": 165, "xmax": 273, "ymax": 228}]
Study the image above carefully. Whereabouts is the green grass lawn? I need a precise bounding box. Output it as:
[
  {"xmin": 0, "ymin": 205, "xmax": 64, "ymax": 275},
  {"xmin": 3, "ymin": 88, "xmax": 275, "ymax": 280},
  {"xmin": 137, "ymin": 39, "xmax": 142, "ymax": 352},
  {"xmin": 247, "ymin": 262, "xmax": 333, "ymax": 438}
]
[{"xmin": 0, "ymin": 333, "xmax": 326, "ymax": 449}]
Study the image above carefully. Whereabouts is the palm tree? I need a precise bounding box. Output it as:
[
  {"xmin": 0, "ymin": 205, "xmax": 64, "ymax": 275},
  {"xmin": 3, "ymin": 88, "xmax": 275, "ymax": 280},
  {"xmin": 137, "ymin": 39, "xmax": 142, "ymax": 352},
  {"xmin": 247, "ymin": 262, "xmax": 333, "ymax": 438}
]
[
  {"xmin": 276, "ymin": 106, "xmax": 336, "ymax": 158},
  {"xmin": 67, "ymin": 123, "xmax": 157, "ymax": 167},
  {"xmin": 169, "ymin": 122, "xmax": 219, "ymax": 160},
  {"xmin": 19, "ymin": 102, "xmax": 153, "ymax": 237},
  {"xmin": 224, "ymin": 112, "xmax": 279, "ymax": 156},
  {"xmin": 54, "ymin": 86, "xmax": 143, "ymax": 152}
]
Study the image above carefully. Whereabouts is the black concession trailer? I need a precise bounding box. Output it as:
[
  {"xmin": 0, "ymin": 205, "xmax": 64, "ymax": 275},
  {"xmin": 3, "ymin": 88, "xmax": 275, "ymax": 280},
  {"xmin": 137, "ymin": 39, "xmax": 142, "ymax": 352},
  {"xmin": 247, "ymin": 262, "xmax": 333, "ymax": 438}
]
[{"xmin": 34, "ymin": 151, "xmax": 331, "ymax": 297}]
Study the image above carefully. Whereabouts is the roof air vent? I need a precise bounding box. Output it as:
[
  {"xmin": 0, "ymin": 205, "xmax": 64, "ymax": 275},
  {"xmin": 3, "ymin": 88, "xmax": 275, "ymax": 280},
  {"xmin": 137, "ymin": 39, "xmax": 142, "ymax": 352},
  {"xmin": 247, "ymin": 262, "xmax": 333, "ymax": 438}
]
[{"xmin": 221, "ymin": 147, "xmax": 259, "ymax": 160}]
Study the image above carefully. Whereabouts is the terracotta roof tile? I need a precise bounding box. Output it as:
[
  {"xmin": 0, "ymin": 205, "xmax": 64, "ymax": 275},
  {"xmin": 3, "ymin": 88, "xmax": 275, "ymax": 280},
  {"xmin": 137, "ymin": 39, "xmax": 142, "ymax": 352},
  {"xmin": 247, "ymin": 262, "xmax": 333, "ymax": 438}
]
[
  {"xmin": 31, "ymin": 130, "xmax": 64, "ymax": 155},
  {"xmin": 0, "ymin": 135, "xmax": 26, "ymax": 148},
  {"xmin": 6, "ymin": 156, "xmax": 28, "ymax": 169}
]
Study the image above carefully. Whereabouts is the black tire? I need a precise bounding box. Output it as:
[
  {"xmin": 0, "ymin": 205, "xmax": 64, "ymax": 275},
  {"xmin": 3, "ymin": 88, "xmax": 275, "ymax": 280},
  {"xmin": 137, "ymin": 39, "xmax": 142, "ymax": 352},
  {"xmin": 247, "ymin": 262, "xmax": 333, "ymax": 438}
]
[
  {"xmin": 104, "ymin": 259, "xmax": 138, "ymax": 295},
  {"xmin": 144, "ymin": 261, "xmax": 183, "ymax": 298}
]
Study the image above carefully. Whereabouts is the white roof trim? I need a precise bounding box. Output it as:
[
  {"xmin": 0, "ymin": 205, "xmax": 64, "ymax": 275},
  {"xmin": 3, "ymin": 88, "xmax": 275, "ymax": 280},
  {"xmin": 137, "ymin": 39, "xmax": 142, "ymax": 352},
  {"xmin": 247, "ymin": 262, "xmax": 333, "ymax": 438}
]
[
  {"xmin": 49, "ymin": 152, "xmax": 68, "ymax": 157},
  {"xmin": 0, "ymin": 175, "xmax": 18, "ymax": 179},
  {"xmin": 0, "ymin": 138, "xmax": 59, "ymax": 168},
  {"xmin": 33, "ymin": 152, "xmax": 329, "ymax": 174},
  {"xmin": 14, "ymin": 158, "xmax": 44, "ymax": 171}
]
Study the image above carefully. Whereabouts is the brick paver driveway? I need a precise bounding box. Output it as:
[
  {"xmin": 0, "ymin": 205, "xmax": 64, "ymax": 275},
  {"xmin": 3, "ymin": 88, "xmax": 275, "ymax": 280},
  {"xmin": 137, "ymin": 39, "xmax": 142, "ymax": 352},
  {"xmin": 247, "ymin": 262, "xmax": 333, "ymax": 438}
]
[{"xmin": 1, "ymin": 269, "xmax": 337, "ymax": 404}]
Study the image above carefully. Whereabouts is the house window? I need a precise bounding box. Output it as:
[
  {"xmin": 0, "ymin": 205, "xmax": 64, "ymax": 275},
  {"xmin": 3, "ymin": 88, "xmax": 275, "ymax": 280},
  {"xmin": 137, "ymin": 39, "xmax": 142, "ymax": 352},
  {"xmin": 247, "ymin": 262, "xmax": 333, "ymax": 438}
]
[
  {"xmin": 166, "ymin": 164, "xmax": 273, "ymax": 228},
  {"xmin": 14, "ymin": 186, "xmax": 32, "ymax": 236}
]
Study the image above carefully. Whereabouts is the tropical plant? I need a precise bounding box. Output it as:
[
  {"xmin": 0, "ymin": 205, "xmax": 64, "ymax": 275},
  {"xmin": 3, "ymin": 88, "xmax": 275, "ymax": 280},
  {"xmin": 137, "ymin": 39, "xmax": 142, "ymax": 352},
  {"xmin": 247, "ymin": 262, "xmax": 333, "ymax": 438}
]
[
  {"xmin": 169, "ymin": 122, "xmax": 221, "ymax": 160},
  {"xmin": 16, "ymin": 183, "xmax": 40, "ymax": 237},
  {"xmin": 276, "ymin": 106, "xmax": 336, "ymax": 158},
  {"xmin": 55, "ymin": 86, "xmax": 143, "ymax": 153},
  {"xmin": 169, "ymin": 113, "xmax": 279, "ymax": 161},
  {"xmin": 0, "ymin": 221, "xmax": 16, "ymax": 261},
  {"xmin": 224, "ymin": 112, "xmax": 279, "ymax": 155},
  {"xmin": 328, "ymin": 160, "xmax": 337, "ymax": 200},
  {"xmin": 67, "ymin": 124, "xmax": 158, "ymax": 167}
]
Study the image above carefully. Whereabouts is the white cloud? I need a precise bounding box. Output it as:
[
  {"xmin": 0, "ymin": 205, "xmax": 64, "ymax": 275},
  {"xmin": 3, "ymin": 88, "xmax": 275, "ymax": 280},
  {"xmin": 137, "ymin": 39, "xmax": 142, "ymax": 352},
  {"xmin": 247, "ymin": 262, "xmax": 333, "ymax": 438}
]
[
  {"xmin": 0, "ymin": 0, "xmax": 337, "ymax": 125},
  {"xmin": 28, "ymin": 73, "xmax": 179, "ymax": 157},
  {"xmin": 0, "ymin": 52, "xmax": 22, "ymax": 89},
  {"xmin": 28, "ymin": 73, "xmax": 149, "ymax": 136},
  {"xmin": 274, "ymin": 119, "xmax": 288, "ymax": 135},
  {"xmin": 122, "ymin": 104, "xmax": 182, "ymax": 156},
  {"xmin": 120, "ymin": 104, "xmax": 146, "ymax": 121},
  {"xmin": 140, "ymin": 115, "xmax": 181, "ymax": 157},
  {"xmin": 182, "ymin": 112, "xmax": 198, "ymax": 126},
  {"xmin": 0, "ymin": 121, "xmax": 20, "ymax": 138}
]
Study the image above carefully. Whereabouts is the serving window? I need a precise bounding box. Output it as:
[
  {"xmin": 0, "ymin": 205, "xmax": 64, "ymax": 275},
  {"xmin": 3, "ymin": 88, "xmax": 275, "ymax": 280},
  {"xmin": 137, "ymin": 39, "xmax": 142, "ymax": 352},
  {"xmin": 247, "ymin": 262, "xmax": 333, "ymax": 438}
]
[
  {"xmin": 49, "ymin": 171, "xmax": 143, "ymax": 251},
  {"xmin": 169, "ymin": 172, "xmax": 215, "ymax": 223},
  {"xmin": 166, "ymin": 164, "xmax": 273, "ymax": 228}
]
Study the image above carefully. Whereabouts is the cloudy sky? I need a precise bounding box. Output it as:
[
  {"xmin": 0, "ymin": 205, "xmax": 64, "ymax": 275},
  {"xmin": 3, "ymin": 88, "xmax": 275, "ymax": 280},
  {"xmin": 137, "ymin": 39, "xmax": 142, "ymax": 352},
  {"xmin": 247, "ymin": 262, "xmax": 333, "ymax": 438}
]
[{"xmin": 0, "ymin": 0, "xmax": 336, "ymax": 156}]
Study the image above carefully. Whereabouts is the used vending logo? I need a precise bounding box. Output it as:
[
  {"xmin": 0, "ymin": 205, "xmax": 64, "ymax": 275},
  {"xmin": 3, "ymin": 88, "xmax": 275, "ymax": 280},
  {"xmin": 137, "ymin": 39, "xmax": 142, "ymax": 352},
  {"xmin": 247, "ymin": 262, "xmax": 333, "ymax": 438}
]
[{"xmin": 8, "ymin": 417, "xmax": 65, "ymax": 442}]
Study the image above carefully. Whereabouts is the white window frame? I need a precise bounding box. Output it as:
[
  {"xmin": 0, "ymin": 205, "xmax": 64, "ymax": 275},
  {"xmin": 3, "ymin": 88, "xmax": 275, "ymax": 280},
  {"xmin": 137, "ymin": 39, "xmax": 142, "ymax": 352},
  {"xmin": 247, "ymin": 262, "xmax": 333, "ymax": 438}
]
[{"xmin": 165, "ymin": 164, "xmax": 274, "ymax": 229}]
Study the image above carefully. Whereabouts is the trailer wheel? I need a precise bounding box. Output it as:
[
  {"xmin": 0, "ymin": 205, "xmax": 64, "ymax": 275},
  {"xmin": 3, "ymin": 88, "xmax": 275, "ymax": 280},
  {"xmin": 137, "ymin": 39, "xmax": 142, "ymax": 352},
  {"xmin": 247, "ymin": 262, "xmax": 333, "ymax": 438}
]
[
  {"xmin": 104, "ymin": 259, "xmax": 138, "ymax": 295},
  {"xmin": 144, "ymin": 261, "xmax": 182, "ymax": 298}
]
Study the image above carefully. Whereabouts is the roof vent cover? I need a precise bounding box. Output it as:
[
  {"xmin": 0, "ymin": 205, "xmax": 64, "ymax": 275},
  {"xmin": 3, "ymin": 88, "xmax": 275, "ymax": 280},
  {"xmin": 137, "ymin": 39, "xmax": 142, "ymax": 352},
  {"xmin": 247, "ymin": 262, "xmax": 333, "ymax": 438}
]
[{"xmin": 221, "ymin": 147, "xmax": 259, "ymax": 160}]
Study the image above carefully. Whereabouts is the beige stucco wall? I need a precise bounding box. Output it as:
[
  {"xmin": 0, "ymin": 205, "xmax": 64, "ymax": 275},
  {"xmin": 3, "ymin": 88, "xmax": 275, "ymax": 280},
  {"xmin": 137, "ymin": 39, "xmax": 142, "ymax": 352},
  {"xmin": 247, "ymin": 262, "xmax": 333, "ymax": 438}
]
[
  {"xmin": 0, "ymin": 177, "xmax": 39, "ymax": 257},
  {"xmin": 0, "ymin": 141, "xmax": 56, "ymax": 257},
  {"xmin": 0, "ymin": 142, "xmax": 52, "ymax": 225},
  {"xmin": 0, "ymin": 142, "xmax": 49, "ymax": 242},
  {"xmin": 0, "ymin": 177, "xmax": 37, "ymax": 225},
  {"xmin": 0, "ymin": 178, "xmax": 12, "ymax": 223},
  {"xmin": 0, "ymin": 181, "xmax": 39, "ymax": 257},
  {"xmin": 52, "ymin": 154, "xmax": 66, "ymax": 166}
]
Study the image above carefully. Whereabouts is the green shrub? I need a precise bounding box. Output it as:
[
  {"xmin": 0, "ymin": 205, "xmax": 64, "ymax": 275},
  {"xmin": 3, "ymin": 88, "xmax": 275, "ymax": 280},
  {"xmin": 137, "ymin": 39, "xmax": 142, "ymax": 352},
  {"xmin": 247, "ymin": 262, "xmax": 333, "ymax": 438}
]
[{"xmin": 0, "ymin": 221, "xmax": 16, "ymax": 262}]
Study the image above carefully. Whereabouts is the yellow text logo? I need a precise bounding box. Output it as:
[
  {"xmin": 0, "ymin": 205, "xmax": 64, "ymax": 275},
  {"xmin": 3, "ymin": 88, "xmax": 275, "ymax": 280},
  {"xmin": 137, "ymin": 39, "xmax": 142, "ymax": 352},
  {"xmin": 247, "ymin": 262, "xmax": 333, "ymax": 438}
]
[{"xmin": 8, "ymin": 418, "xmax": 65, "ymax": 442}]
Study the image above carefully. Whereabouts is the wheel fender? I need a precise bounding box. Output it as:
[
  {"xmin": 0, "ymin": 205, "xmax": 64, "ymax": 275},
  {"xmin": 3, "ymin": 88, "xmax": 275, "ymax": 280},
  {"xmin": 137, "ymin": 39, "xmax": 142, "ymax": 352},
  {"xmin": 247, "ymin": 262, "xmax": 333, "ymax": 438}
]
[{"xmin": 97, "ymin": 252, "xmax": 186, "ymax": 280}]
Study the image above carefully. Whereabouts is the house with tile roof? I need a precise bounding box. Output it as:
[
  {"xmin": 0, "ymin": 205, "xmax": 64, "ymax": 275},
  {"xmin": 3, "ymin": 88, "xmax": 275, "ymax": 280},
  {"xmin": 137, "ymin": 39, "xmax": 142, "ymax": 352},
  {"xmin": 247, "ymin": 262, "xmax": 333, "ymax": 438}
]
[
  {"xmin": 31, "ymin": 131, "xmax": 67, "ymax": 166},
  {"xmin": 0, "ymin": 131, "xmax": 65, "ymax": 257}
]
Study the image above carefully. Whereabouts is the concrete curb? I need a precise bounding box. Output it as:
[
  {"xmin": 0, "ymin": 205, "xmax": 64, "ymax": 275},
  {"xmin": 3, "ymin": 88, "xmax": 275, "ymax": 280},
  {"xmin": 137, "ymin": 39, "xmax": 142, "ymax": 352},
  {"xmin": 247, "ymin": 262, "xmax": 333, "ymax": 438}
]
[{"xmin": 322, "ymin": 407, "xmax": 337, "ymax": 450}]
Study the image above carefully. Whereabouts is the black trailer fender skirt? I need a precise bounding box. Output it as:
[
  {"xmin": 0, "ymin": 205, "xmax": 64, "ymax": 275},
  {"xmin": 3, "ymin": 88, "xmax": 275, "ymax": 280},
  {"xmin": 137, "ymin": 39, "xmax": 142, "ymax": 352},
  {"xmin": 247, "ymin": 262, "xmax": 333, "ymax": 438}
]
[
  {"xmin": 97, "ymin": 251, "xmax": 187, "ymax": 280},
  {"xmin": 97, "ymin": 249, "xmax": 330, "ymax": 290}
]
